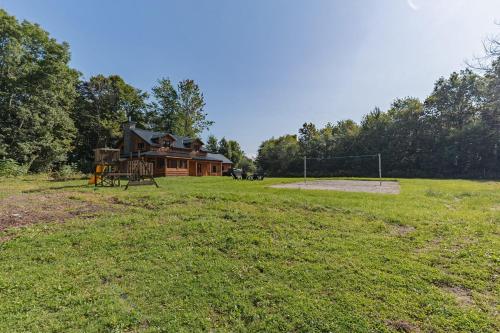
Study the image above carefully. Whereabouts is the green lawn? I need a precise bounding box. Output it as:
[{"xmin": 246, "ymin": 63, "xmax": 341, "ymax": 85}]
[{"xmin": 0, "ymin": 176, "xmax": 498, "ymax": 332}]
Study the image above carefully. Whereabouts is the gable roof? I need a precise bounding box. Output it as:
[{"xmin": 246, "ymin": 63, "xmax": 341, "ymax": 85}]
[
  {"xmin": 131, "ymin": 128, "xmax": 202, "ymax": 150},
  {"xmin": 127, "ymin": 128, "xmax": 233, "ymax": 164},
  {"xmin": 206, "ymin": 153, "xmax": 233, "ymax": 164}
]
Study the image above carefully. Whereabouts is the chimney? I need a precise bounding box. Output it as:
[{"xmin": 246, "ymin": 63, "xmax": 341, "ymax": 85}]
[{"xmin": 123, "ymin": 121, "xmax": 136, "ymax": 155}]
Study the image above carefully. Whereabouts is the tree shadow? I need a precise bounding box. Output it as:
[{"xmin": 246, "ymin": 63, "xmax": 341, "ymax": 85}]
[{"xmin": 22, "ymin": 184, "xmax": 90, "ymax": 193}]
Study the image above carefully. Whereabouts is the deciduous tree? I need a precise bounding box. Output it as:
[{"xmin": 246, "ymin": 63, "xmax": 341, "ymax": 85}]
[
  {"xmin": 150, "ymin": 78, "xmax": 213, "ymax": 137},
  {"xmin": 71, "ymin": 75, "xmax": 147, "ymax": 170},
  {"xmin": 0, "ymin": 9, "xmax": 79, "ymax": 171}
]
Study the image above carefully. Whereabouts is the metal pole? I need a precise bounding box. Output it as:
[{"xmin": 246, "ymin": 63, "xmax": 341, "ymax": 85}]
[
  {"xmin": 304, "ymin": 156, "xmax": 307, "ymax": 185},
  {"xmin": 378, "ymin": 153, "xmax": 382, "ymax": 186}
]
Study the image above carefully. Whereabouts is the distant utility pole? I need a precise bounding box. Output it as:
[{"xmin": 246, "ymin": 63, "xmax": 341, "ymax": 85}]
[
  {"xmin": 304, "ymin": 156, "xmax": 307, "ymax": 184},
  {"xmin": 378, "ymin": 153, "xmax": 382, "ymax": 186}
]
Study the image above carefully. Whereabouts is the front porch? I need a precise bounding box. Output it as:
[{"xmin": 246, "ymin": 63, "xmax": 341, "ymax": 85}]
[
  {"xmin": 188, "ymin": 160, "xmax": 222, "ymax": 176},
  {"xmin": 145, "ymin": 157, "xmax": 222, "ymax": 177}
]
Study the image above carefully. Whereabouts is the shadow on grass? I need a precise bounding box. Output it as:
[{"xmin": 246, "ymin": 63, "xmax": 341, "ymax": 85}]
[{"xmin": 22, "ymin": 184, "xmax": 89, "ymax": 193}]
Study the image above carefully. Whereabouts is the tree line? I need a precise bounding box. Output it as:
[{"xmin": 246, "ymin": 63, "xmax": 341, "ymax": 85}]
[
  {"xmin": 205, "ymin": 135, "xmax": 255, "ymax": 172},
  {"xmin": 257, "ymin": 43, "xmax": 500, "ymax": 178},
  {"xmin": 2, "ymin": 8, "xmax": 498, "ymax": 178},
  {"xmin": 0, "ymin": 9, "xmax": 248, "ymax": 173}
]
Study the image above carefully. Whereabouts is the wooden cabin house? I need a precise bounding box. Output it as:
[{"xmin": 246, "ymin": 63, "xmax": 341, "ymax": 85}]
[{"xmin": 117, "ymin": 122, "xmax": 233, "ymax": 177}]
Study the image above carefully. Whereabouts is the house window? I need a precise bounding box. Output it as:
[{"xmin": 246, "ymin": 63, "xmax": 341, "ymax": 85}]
[
  {"xmin": 212, "ymin": 165, "xmax": 218, "ymax": 173},
  {"xmin": 137, "ymin": 142, "xmax": 145, "ymax": 150},
  {"xmin": 163, "ymin": 141, "xmax": 171, "ymax": 148},
  {"xmin": 179, "ymin": 160, "xmax": 188, "ymax": 169},
  {"xmin": 158, "ymin": 158, "xmax": 165, "ymax": 168},
  {"xmin": 167, "ymin": 159, "xmax": 178, "ymax": 168}
]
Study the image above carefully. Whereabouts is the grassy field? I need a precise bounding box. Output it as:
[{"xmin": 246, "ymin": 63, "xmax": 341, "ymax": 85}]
[{"xmin": 0, "ymin": 176, "xmax": 498, "ymax": 332}]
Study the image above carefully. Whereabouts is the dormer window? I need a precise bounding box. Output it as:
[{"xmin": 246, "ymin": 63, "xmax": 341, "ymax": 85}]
[{"xmin": 163, "ymin": 141, "xmax": 171, "ymax": 148}]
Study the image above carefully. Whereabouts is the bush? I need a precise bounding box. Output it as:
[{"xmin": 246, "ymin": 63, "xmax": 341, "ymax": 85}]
[
  {"xmin": 51, "ymin": 163, "xmax": 84, "ymax": 181},
  {"xmin": 0, "ymin": 159, "xmax": 29, "ymax": 177}
]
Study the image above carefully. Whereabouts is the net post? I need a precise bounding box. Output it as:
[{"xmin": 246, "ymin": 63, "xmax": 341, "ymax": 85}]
[
  {"xmin": 378, "ymin": 153, "xmax": 382, "ymax": 186},
  {"xmin": 304, "ymin": 155, "xmax": 307, "ymax": 185}
]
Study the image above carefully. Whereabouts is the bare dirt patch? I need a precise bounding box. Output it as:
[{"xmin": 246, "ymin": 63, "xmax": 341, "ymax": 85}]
[
  {"xmin": 441, "ymin": 285, "xmax": 474, "ymax": 307},
  {"xmin": 386, "ymin": 320, "xmax": 420, "ymax": 332},
  {"xmin": 389, "ymin": 224, "xmax": 416, "ymax": 236},
  {"xmin": 0, "ymin": 192, "xmax": 112, "ymax": 233},
  {"xmin": 270, "ymin": 180, "xmax": 400, "ymax": 194},
  {"xmin": 414, "ymin": 237, "xmax": 443, "ymax": 254}
]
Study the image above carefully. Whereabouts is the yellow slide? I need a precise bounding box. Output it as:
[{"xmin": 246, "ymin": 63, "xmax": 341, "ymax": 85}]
[{"xmin": 88, "ymin": 165, "xmax": 105, "ymax": 184}]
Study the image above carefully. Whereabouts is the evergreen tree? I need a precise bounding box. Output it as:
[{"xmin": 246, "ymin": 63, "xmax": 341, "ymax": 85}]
[{"xmin": 206, "ymin": 135, "xmax": 219, "ymax": 153}]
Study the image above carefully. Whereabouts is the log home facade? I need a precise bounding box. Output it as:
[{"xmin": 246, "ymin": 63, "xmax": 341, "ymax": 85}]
[{"xmin": 118, "ymin": 122, "xmax": 233, "ymax": 177}]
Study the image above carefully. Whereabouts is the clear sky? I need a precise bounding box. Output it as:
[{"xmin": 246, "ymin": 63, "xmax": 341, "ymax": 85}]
[{"xmin": 1, "ymin": 0, "xmax": 499, "ymax": 155}]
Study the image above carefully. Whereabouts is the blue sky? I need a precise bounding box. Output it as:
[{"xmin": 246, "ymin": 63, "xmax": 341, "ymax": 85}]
[{"xmin": 1, "ymin": 0, "xmax": 499, "ymax": 155}]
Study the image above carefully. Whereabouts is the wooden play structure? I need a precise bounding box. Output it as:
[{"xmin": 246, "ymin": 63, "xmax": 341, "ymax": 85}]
[
  {"xmin": 89, "ymin": 148, "xmax": 158, "ymax": 189},
  {"xmin": 124, "ymin": 158, "xmax": 159, "ymax": 190}
]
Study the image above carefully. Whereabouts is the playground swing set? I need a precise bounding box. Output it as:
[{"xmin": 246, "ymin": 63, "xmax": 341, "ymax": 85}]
[{"xmin": 88, "ymin": 148, "xmax": 159, "ymax": 189}]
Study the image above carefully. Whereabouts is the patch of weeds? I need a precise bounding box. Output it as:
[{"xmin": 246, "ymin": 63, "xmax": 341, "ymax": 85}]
[
  {"xmin": 110, "ymin": 196, "xmax": 161, "ymax": 209},
  {"xmin": 425, "ymin": 189, "xmax": 444, "ymax": 197},
  {"xmin": 220, "ymin": 211, "xmax": 249, "ymax": 222},
  {"xmin": 456, "ymin": 191, "xmax": 474, "ymax": 198},
  {"xmin": 194, "ymin": 193, "xmax": 221, "ymax": 201}
]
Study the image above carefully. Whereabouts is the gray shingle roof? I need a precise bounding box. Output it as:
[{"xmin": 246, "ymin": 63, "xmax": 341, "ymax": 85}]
[
  {"xmin": 206, "ymin": 153, "xmax": 233, "ymax": 164},
  {"xmin": 129, "ymin": 128, "xmax": 233, "ymax": 164},
  {"xmin": 131, "ymin": 128, "xmax": 198, "ymax": 149}
]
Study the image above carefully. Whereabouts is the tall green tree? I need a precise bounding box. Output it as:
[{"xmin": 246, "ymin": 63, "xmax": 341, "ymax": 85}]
[
  {"xmin": 205, "ymin": 135, "xmax": 246, "ymax": 167},
  {"xmin": 479, "ymin": 57, "xmax": 500, "ymax": 177},
  {"xmin": 424, "ymin": 70, "xmax": 485, "ymax": 176},
  {"xmin": 357, "ymin": 107, "xmax": 391, "ymax": 158},
  {"xmin": 385, "ymin": 98, "xmax": 426, "ymax": 175},
  {"xmin": 206, "ymin": 134, "xmax": 219, "ymax": 153},
  {"xmin": 71, "ymin": 75, "xmax": 147, "ymax": 170},
  {"xmin": 217, "ymin": 137, "xmax": 230, "ymax": 157},
  {"xmin": 298, "ymin": 122, "xmax": 320, "ymax": 158},
  {"xmin": 149, "ymin": 78, "xmax": 179, "ymax": 133},
  {"xmin": 239, "ymin": 156, "xmax": 256, "ymax": 173},
  {"xmin": 177, "ymin": 79, "xmax": 212, "ymax": 137},
  {"xmin": 150, "ymin": 78, "xmax": 213, "ymax": 137},
  {"xmin": 0, "ymin": 9, "xmax": 79, "ymax": 171},
  {"xmin": 256, "ymin": 135, "xmax": 301, "ymax": 176},
  {"xmin": 227, "ymin": 140, "xmax": 244, "ymax": 165}
]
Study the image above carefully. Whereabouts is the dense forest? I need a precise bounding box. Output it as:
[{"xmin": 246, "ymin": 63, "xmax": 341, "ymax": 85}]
[
  {"xmin": 0, "ymin": 9, "xmax": 246, "ymax": 174},
  {"xmin": 257, "ymin": 43, "xmax": 500, "ymax": 178}
]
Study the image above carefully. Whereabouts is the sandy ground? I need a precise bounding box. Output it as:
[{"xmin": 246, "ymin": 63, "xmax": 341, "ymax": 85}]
[{"xmin": 270, "ymin": 180, "xmax": 400, "ymax": 194}]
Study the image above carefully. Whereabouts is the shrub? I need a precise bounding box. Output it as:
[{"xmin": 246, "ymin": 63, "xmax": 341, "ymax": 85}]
[
  {"xmin": 51, "ymin": 163, "xmax": 84, "ymax": 181},
  {"xmin": 0, "ymin": 159, "xmax": 29, "ymax": 177}
]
